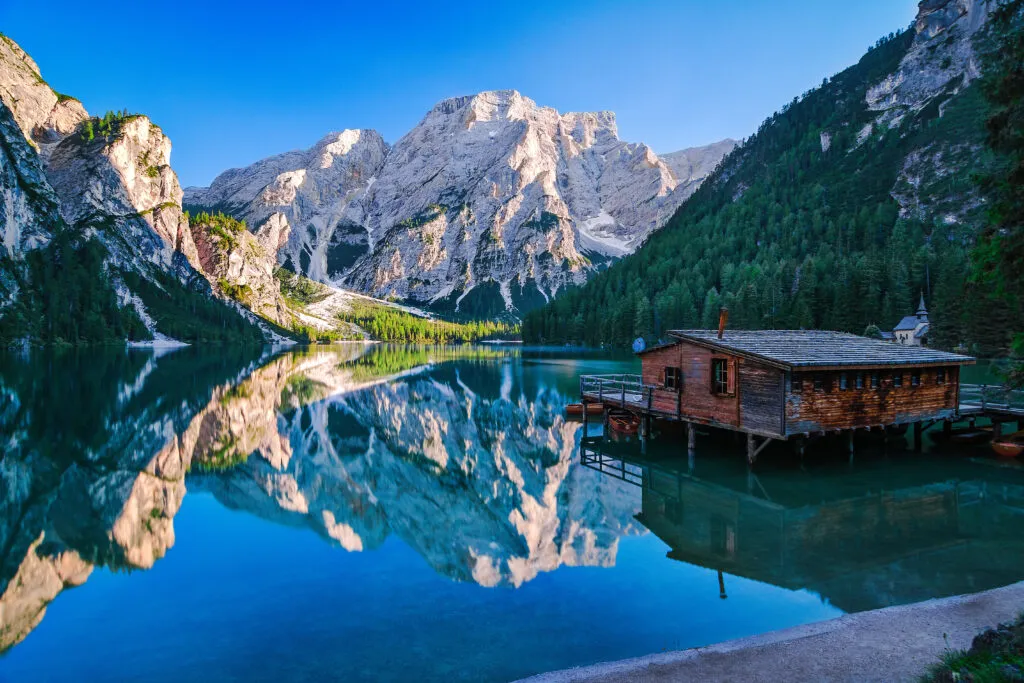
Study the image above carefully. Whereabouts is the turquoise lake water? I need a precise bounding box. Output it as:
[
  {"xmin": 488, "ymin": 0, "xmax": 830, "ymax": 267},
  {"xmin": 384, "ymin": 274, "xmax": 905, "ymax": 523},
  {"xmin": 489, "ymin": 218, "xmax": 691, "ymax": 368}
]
[{"xmin": 0, "ymin": 345, "xmax": 1021, "ymax": 682}]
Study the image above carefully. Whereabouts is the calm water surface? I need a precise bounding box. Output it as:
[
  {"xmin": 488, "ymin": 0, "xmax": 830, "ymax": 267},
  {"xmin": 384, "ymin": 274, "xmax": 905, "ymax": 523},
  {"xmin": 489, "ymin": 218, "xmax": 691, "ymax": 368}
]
[{"xmin": 0, "ymin": 345, "xmax": 1021, "ymax": 682}]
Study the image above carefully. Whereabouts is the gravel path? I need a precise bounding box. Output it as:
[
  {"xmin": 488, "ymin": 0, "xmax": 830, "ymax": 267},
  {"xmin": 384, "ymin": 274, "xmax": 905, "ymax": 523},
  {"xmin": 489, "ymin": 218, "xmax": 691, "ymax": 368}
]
[{"xmin": 519, "ymin": 581, "xmax": 1024, "ymax": 683}]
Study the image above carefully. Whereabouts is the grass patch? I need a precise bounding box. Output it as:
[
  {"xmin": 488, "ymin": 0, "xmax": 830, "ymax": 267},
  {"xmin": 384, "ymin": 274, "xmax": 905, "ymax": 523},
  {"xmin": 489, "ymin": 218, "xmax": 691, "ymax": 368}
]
[{"xmin": 921, "ymin": 614, "xmax": 1024, "ymax": 682}]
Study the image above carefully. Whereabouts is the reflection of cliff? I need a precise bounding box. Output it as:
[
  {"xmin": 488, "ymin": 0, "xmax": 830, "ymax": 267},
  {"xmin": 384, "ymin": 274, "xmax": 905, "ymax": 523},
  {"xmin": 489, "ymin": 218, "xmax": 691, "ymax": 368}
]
[
  {"xmin": 196, "ymin": 359, "xmax": 641, "ymax": 587},
  {"xmin": 582, "ymin": 442, "xmax": 1024, "ymax": 612},
  {"xmin": 0, "ymin": 346, "xmax": 262, "ymax": 651},
  {"xmin": 1, "ymin": 344, "xmax": 514, "ymax": 649}
]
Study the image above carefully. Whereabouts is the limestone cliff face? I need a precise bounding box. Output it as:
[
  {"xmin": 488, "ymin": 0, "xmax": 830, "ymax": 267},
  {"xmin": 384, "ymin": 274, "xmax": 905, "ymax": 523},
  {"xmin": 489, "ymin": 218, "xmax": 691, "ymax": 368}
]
[
  {"xmin": 0, "ymin": 102, "xmax": 60, "ymax": 268},
  {"xmin": 882, "ymin": 0, "xmax": 994, "ymax": 226},
  {"xmin": 868, "ymin": 0, "xmax": 991, "ymax": 122},
  {"xmin": 186, "ymin": 130, "xmax": 389, "ymax": 283},
  {"xmin": 186, "ymin": 91, "xmax": 734, "ymax": 314},
  {"xmin": 0, "ymin": 34, "xmax": 88, "ymax": 157},
  {"xmin": 189, "ymin": 213, "xmax": 293, "ymax": 328},
  {"xmin": 45, "ymin": 116, "xmax": 201, "ymax": 276},
  {"xmin": 0, "ymin": 34, "xmax": 262, "ymax": 342}
]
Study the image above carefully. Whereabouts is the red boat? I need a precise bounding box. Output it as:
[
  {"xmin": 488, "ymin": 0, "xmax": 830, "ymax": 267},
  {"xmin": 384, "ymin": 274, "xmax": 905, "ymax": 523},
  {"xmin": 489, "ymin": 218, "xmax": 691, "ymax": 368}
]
[
  {"xmin": 992, "ymin": 430, "xmax": 1024, "ymax": 459},
  {"xmin": 607, "ymin": 410, "xmax": 640, "ymax": 435}
]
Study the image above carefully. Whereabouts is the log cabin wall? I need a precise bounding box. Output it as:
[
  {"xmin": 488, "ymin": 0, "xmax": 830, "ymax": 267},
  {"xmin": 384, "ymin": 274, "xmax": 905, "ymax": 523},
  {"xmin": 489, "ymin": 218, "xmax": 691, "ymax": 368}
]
[
  {"xmin": 739, "ymin": 363, "xmax": 785, "ymax": 436},
  {"xmin": 640, "ymin": 341, "xmax": 744, "ymax": 429},
  {"xmin": 785, "ymin": 365, "xmax": 960, "ymax": 435}
]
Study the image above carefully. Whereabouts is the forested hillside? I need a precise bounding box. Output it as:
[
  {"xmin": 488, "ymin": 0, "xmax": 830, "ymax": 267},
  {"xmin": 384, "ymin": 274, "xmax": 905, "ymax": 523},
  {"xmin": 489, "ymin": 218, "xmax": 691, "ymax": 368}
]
[{"xmin": 523, "ymin": 5, "xmax": 1019, "ymax": 356}]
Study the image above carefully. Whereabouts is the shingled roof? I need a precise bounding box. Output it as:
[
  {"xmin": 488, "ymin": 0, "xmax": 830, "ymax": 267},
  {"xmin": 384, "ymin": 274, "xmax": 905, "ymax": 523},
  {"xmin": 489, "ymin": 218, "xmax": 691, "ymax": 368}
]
[{"xmin": 663, "ymin": 330, "xmax": 974, "ymax": 369}]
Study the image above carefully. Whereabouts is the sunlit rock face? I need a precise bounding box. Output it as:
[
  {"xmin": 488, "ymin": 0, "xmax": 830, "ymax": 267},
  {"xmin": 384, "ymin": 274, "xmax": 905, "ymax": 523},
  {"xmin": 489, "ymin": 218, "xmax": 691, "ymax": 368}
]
[
  {"xmin": 0, "ymin": 35, "xmax": 262, "ymax": 341},
  {"xmin": 195, "ymin": 354, "xmax": 641, "ymax": 588},
  {"xmin": 186, "ymin": 91, "xmax": 734, "ymax": 315},
  {"xmin": 864, "ymin": 0, "xmax": 993, "ymax": 224}
]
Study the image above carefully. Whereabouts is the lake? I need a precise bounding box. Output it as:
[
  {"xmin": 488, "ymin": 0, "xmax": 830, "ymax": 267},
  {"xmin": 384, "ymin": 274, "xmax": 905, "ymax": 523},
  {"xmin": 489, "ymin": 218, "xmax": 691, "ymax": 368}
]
[{"xmin": 1, "ymin": 345, "xmax": 1022, "ymax": 682}]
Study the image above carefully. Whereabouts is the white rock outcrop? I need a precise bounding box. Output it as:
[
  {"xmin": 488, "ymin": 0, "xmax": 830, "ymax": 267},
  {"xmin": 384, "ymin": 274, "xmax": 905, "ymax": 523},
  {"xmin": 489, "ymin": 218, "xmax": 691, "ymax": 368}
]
[{"xmin": 186, "ymin": 91, "xmax": 735, "ymax": 314}]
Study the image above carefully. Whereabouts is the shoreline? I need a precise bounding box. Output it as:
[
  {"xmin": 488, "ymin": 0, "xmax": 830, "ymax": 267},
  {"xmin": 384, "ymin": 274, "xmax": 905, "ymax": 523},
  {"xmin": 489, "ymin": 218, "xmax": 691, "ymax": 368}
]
[{"xmin": 519, "ymin": 581, "xmax": 1024, "ymax": 683}]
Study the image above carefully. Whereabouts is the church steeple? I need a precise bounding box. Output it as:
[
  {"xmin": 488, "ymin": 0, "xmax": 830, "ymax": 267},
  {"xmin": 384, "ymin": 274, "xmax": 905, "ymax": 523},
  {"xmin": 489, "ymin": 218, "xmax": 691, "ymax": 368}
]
[{"xmin": 916, "ymin": 292, "xmax": 928, "ymax": 320}]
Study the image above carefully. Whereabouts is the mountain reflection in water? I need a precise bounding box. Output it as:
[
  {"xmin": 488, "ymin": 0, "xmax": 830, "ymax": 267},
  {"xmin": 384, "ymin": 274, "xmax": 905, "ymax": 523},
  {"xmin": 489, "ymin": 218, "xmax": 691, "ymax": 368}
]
[
  {"xmin": 0, "ymin": 344, "xmax": 638, "ymax": 652},
  {"xmin": 2, "ymin": 345, "xmax": 1024, "ymax": 681}
]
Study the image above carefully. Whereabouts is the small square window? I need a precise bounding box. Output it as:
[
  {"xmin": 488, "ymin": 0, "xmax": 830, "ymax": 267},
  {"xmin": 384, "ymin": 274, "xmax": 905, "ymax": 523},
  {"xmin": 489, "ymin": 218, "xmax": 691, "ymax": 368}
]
[
  {"xmin": 911, "ymin": 370, "xmax": 921, "ymax": 387},
  {"xmin": 871, "ymin": 373, "xmax": 880, "ymax": 389},
  {"xmin": 839, "ymin": 373, "xmax": 848, "ymax": 391},
  {"xmin": 792, "ymin": 376, "xmax": 803, "ymax": 393},
  {"xmin": 814, "ymin": 375, "xmax": 824, "ymax": 392},
  {"xmin": 664, "ymin": 367, "xmax": 683, "ymax": 391},
  {"xmin": 936, "ymin": 368, "xmax": 946, "ymax": 385},
  {"xmin": 712, "ymin": 358, "xmax": 732, "ymax": 395},
  {"xmin": 855, "ymin": 372, "xmax": 864, "ymax": 389},
  {"xmin": 893, "ymin": 373, "xmax": 903, "ymax": 388}
]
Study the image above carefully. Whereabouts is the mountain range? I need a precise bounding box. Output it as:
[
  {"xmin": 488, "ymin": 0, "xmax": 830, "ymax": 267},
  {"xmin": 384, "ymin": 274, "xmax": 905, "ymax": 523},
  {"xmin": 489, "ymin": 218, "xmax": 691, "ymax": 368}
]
[
  {"xmin": 184, "ymin": 93, "xmax": 734, "ymax": 317},
  {"xmin": 0, "ymin": 0, "xmax": 1013, "ymax": 346}
]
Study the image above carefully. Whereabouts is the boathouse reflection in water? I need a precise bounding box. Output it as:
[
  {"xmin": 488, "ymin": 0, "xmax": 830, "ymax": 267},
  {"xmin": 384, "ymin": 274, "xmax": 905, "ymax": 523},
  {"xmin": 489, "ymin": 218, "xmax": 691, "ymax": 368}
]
[{"xmin": 580, "ymin": 436, "xmax": 1024, "ymax": 613}]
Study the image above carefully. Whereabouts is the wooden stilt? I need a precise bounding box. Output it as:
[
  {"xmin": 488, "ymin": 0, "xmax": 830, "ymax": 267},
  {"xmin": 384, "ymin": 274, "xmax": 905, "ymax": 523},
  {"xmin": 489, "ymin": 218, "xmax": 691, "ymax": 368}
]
[
  {"xmin": 718, "ymin": 569, "xmax": 727, "ymax": 599},
  {"xmin": 994, "ymin": 421, "xmax": 1004, "ymax": 440},
  {"xmin": 687, "ymin": 422, "xmax": 696, "ymax": 451},
  {"xmin": 848, "ymin": 430, "xmax": 855, "ymax": 464}
]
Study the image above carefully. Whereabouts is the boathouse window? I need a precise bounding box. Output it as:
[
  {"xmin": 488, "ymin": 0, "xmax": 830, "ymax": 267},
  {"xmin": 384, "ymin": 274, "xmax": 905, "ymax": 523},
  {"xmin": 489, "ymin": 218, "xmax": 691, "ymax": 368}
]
[
  {"xmin": 839, "ymin": 373, "xmax": 848, "ymax": 391},
  {"xmin": 814, "ymin": 375, "xmax": 825, "ymax": 392},
  {"xmin": 871, "ymin": 373, "xmax": 880, "ymax": 389},
  {"xmin": 911, "ymin": 370, "xmax": 921, "ymax": 387},
  {"xmin": 791, "ymin": 376, "xmax": 803, "ymax": 393},
  {"xmin": 711, "ymin": 358, "xmax": 733, "ymax": 395},
  {"xmin": 937, "ymin": 368, "xmax": 946, "ymax": 385},
  {"xmin": 664, "ymin": 367, "xmax": 682, "ymax": 391},
  {"xmin": 893, "ymin": 373, "xmax": 903, "ymax": 388},
  {"xmin": 855, "ymin": 372, "xmax": 864, "ymax": 389}
]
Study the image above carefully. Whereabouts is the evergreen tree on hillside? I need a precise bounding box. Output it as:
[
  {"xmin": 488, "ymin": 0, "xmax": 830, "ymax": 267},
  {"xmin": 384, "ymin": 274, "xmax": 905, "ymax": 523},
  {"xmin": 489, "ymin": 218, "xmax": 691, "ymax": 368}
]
[
  {"xmin": 974, "ymin": 0, "xmax": 1024, "ymax": 371},
  {"xmin": 523, "ymin": 20, "xmax": 1016, "ymax": 355}
]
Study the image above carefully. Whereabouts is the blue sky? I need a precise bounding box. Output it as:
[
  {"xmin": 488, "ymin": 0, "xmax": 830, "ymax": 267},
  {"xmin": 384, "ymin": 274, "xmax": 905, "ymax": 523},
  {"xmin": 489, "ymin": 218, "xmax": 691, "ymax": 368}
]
[{"xmin": 1, "ymin": 0, "xmax": 917, "ymax": 187}]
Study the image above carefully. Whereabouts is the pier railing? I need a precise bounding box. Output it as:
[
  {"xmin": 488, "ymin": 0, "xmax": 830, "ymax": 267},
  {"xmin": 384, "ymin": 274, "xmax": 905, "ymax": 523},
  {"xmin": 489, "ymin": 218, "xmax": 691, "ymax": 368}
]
[
  {"xmin": 960, "ymin": 384, "xmax": 1024, "ymax": 415},
  {"xmin": 580, "ymin": 374, "xmax": 656, "ymax": 410}
]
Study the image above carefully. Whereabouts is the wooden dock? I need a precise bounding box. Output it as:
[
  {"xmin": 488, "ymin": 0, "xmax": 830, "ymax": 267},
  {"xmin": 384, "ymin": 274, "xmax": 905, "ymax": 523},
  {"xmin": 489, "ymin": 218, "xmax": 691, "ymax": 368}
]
[{"xmin": 580, "ymin": 373, "xmax": 1024, "ymax": 458}]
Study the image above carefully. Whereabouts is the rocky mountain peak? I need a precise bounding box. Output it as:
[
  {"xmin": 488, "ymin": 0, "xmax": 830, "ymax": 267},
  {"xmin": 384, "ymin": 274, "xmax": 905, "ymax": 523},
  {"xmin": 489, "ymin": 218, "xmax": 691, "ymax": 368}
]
[{"xmin": 187, "ymin": 91, "xmax": 735, "ymax": 316}]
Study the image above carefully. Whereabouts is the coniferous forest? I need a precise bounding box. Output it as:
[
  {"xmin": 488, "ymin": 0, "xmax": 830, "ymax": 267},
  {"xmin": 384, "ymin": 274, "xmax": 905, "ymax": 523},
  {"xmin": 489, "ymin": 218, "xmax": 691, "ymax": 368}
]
[{"xmin": 523, "ymin": 9, "xmax": 1024, "ymax": 358}]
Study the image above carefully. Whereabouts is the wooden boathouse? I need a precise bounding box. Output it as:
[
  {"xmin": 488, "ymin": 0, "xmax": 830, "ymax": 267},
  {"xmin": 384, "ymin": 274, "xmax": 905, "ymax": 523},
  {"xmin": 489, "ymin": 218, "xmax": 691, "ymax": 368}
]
[{"xmin": 579, "ymin": 323, "xmax": 976, "ymax": 462}]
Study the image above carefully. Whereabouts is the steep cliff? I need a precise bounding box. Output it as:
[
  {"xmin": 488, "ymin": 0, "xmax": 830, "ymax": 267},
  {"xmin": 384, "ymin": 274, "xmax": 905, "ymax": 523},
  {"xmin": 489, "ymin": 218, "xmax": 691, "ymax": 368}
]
[
  {"xmin": 0, "ymin": 35, "xmax": 265, "ymax": 345},
  {"xmin": 186, "ymin": 91, "xmax": 734, "ymax": 316}
]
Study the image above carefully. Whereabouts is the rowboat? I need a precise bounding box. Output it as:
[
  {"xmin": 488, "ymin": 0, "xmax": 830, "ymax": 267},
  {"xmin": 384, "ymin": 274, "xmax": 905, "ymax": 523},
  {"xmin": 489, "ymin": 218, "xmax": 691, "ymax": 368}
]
[
  {"xmin": 565, "ymin": 403, "xmax": 604, "ymax": 416},
  {"xmin": 607, "ymin": 410, "xmax": 640, "ymax": 435},
  {"xmin": 991, "ymin": 430, "xmax": 1024, "ymax": 459}
]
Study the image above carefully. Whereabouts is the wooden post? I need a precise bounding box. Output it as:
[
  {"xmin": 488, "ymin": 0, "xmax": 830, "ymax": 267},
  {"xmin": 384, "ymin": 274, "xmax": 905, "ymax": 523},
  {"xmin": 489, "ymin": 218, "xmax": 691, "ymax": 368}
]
[
  {"xmin": 718, "ymin": 569, "xmax": 728, "ymax": 599},
  {"xmin": 582, "ymin": 401, "xmax": 588, "ymax": 438},
  {"xmin": 794, "ymin": 438, "xmax": 805, "ymax": 459},
  {"xmin": 847, "ymin": 430, "xmax": 855, "ymax": 463},
  {"xmin": 994, "ymin": 421, "xmax": 1003, "ymax": 440},
  {"xmin": 913, "ymin": 422, "xmax": 922, "ymax": 452},
  {"xmin": 747, "ymin": 434, "xmax": 756, "ymax": 466},
  {"xmin": 687, "ymin": 422, "xmax": 696, "ymax": 451}
]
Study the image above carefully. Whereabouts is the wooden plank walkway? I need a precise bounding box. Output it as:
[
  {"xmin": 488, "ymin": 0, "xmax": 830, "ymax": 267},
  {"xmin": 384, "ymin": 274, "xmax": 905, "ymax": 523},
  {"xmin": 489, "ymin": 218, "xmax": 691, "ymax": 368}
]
[{"xmin": 959, "ymin": 384, "xmax": 1024, "ymax": 421}]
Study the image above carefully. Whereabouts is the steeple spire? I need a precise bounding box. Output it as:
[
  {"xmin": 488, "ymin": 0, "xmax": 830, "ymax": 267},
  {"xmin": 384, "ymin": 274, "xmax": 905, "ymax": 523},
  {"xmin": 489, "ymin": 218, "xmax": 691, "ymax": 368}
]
[{"xmin": 916, "ymin": 292, "xmax": 928, "ymax": 318}]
